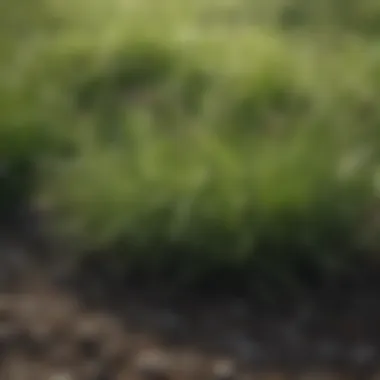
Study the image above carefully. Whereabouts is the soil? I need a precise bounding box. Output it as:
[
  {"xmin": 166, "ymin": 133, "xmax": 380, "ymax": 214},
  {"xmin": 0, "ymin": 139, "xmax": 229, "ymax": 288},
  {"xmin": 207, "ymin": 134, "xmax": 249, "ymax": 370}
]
[{"xmin": 0, "ymin": 223, "xmax": 380, "ymax": 380}]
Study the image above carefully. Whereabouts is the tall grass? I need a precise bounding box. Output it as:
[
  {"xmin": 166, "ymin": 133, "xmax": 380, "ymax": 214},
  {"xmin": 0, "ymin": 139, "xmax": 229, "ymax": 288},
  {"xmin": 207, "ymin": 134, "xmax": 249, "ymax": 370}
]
[{"xmin": 2, "ymin": 0, "xmax": 380, "ymax": 291}]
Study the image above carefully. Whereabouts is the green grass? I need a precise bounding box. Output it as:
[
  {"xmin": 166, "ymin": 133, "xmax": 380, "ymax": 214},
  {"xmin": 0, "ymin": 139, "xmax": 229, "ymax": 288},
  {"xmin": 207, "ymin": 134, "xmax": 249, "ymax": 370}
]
[{"xmin": 2, "ymin": 0, "xmax": 380, "ymax": 292}]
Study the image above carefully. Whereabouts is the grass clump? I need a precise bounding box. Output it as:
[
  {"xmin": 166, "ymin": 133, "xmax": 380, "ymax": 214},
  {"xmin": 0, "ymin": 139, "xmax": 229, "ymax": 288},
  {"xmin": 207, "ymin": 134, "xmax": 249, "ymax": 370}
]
[{"xmin": 3, "ymin": 0, "xmax": 380, "ymax": 293}]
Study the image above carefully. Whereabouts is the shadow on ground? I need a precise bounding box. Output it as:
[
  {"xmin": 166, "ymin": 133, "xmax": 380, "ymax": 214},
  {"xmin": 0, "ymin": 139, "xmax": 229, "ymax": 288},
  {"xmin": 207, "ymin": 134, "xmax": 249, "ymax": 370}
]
[{"xmin": 0, "ymin": 221, "xmax": 380, "ymax": 379}]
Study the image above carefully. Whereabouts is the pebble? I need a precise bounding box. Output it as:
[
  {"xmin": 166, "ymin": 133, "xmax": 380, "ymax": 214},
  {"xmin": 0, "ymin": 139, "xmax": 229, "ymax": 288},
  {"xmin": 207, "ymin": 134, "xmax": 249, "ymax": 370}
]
[
  {"xmin": 49, "ymin": 373, "xmax": 73, "ymax": 380},
  {"xmin": 136, "ymin": 349, "xmax": 171, "ymax": 380},
  {"xmin": 348, "ymin": 343, "xmax": 377, "ymax": 367},
  {"xmin": 212, "ymin": 359, "xmax": 236, "ymax": 380}
]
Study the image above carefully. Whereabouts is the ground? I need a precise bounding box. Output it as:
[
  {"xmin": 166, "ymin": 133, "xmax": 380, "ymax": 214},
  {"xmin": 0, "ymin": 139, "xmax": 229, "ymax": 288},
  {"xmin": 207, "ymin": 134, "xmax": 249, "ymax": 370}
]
[{"xmin": 0, "ymin": 228, "xmax": 379, "ymax": 380}]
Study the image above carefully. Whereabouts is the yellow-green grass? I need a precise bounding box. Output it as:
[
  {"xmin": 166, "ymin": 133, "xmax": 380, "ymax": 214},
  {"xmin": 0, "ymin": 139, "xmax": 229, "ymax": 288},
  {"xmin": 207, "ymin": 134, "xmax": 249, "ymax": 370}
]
[{"xmin": 2, "ymin": 0, "xmax": 380, "ymax": 291}]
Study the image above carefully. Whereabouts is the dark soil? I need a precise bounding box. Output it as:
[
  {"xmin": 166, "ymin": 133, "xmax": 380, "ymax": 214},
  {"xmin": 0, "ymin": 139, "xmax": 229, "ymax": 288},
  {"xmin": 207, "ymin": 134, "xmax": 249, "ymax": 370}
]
[{"xmin": 0, "ymin": 222, "xmax": 380, "ymax": 379}]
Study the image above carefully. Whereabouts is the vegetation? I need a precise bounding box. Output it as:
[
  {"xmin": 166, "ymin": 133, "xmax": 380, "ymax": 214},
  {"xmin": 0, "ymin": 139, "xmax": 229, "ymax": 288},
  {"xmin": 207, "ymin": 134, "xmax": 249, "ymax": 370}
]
[{"xmin": 2, "ymin": 0, "xmax": 380, "ymax": 293}]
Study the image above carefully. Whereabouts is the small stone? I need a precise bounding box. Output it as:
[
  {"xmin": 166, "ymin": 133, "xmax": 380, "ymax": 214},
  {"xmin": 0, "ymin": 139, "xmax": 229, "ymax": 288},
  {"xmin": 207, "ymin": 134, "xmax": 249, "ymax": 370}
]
[
  {"xmin": 136, "ymin": 350, "xmax": 171, "ymax": 380},
  {"xmin": 348, "ymin": 344, "xmax": 377, "ymax": 367},
  {"xmin": 212, "ymin": 359, "xmax": 236, "ymax": 380},
  {"xmin": 255, "ymin": 372, "xmax": 288, "ymax": 380},
  {"xmin": 49, "ymin": 373, "xmax": 73, "ymax": 380},
  {"xmin": 76, "ymin": 318, "xmax": 102, "ymax": 337}
]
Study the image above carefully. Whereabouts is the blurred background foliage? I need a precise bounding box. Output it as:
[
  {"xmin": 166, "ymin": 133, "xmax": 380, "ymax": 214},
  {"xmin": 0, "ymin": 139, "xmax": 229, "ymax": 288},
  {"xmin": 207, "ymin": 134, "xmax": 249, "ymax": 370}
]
[{"xmin": 2, "ymin": 0, "xmax": 380, "ymax": 293}]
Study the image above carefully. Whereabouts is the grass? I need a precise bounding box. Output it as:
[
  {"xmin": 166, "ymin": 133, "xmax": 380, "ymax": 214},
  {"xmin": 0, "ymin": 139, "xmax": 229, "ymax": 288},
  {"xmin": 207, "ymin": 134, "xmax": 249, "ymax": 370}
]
[{"xmin": 2, "ymin": 0, "xmax": 380, "ymax": 293}]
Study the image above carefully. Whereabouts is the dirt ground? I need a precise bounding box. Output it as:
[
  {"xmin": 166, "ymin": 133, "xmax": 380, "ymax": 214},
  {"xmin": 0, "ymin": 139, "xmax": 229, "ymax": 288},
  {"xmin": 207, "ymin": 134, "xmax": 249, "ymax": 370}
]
[{"xmin": 1, "ymin": 226, "xmax": 380, "ymax": 380}]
